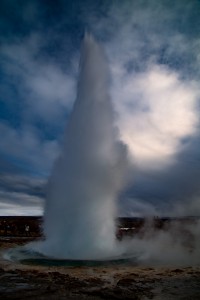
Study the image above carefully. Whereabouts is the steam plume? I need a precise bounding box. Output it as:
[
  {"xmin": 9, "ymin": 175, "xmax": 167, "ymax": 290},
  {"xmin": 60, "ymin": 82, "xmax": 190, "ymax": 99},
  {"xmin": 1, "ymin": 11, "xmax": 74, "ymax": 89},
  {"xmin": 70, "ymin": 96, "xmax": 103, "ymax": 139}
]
[{"xmin": 37, "ymin": 34, "xmax": 127, "ymax": 259}]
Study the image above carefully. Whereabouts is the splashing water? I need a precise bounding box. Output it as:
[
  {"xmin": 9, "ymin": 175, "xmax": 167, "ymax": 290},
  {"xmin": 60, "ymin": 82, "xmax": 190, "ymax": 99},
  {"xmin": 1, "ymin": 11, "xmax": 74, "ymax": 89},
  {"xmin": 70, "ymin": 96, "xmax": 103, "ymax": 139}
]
[{"xmin": 34, "ymin": 34, "xmax": 128, "ymax": 260}]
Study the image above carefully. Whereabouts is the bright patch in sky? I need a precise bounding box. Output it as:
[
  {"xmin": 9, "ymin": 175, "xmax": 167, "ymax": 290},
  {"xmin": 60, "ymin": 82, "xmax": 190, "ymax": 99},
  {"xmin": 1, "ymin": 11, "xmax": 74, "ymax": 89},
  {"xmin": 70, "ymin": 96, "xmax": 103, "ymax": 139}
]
[{"xmin": 114, "ymin": 65, "xmax": 198, "ymax": 169}]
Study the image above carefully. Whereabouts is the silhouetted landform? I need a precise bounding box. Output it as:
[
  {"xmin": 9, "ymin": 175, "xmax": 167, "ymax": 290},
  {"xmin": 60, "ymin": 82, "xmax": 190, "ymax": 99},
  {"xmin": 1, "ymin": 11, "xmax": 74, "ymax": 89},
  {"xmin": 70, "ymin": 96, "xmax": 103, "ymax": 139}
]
[
  {"xmin": 0, "ymin": 216, "xmax": 42, "ymax": 237},
  {"xmin": 116, "ymin": 216, "xmax": 200, "ymax": 240},
  {"xmin": 0, "ymin": 216, "xmax": 199, "ymax": 238}
]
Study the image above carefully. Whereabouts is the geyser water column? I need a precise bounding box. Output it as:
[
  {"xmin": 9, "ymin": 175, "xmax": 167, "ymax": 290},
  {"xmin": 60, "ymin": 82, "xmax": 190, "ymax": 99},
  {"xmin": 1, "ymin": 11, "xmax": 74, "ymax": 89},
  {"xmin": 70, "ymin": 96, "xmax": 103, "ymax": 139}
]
[{"xmin": 38, "ymin": 34, "xmax": 127, "ymax": 260}]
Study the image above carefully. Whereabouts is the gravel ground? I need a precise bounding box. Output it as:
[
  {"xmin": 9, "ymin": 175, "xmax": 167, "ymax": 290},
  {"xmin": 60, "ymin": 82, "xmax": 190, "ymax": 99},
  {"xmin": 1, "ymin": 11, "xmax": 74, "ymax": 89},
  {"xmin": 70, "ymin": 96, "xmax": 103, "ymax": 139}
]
[{"xmin": 0, "ymin": 238, "xmax": 200, "ymax": 300}]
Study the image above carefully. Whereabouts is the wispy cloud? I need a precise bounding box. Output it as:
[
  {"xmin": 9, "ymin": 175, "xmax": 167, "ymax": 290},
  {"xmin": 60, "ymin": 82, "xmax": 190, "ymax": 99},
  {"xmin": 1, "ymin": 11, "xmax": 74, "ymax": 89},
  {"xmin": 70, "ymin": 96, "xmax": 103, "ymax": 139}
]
[
  {"xmin": 0, "ymin": 174, "xmax": 44, "ymax": 216},
  {"xmin": 0, "ymin": 123, "xmax": 59, "ymax": 174},
  {"xmin": 1, "ymin": 0, "xmax": 200, "ymax": 215},
  {"xmin": 90, "ymin": 0, "xmax": 200, "ymax": 216},
  {"xmin": 1, "ymin": 34, "xmax": 76, "ymax": 123},
  {"xmin": 113, "ymin": 64, "xmax": 199, "ymax": 169}
]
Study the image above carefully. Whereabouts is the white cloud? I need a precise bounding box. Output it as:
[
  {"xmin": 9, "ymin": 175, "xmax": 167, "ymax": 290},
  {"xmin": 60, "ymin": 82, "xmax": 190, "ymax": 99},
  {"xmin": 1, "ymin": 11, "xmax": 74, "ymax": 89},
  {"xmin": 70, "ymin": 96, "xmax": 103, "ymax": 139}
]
[
  {"xmin": 0, "ymin": 190, "xmax": 43, "ymax": 216},
  {"xmin": 112, "ymin": 64, "xmax": 199, "ymax": 169},
  {"xmin": 27, "ymin": 64, "xmax": 75, "ymax": 120},
  {"xmin": 0, "ymin": 173, "xmax": 46, "ymax": 192},
  {"xmin": 1, "ymin": 34, "xmax": 76, "ymax": 122},
  {"xmin": 86, "ymin": 1, "xmax": 200, "ymax": 173}
]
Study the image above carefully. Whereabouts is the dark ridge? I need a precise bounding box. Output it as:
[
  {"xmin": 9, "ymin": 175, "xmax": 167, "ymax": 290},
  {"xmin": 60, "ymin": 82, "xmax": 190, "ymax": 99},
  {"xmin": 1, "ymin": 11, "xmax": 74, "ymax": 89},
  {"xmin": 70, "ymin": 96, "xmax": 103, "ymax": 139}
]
[{"xmin": 0, "ymin": 216, "xmax": 199, "ymax": 238}]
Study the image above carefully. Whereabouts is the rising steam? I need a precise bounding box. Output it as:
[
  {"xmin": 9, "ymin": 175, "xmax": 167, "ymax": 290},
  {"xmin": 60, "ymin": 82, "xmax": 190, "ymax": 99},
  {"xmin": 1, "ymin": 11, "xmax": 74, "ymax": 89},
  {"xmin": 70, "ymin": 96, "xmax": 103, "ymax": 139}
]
[
  {"xmin": 28, "ymin": 34, "xmax": 200, "ymax": 266},
  {"xmin": 36, "ymin": 34, "xmax": 127, "ymax": 259}
]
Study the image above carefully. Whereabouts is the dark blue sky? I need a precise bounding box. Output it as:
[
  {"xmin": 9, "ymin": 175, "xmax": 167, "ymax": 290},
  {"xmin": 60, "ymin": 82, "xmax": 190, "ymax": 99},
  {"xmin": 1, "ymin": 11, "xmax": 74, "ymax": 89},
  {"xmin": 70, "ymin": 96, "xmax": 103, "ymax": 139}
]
[{"xmin": 0, "ymin": 0, "xmax": 200, "ymax": 216}]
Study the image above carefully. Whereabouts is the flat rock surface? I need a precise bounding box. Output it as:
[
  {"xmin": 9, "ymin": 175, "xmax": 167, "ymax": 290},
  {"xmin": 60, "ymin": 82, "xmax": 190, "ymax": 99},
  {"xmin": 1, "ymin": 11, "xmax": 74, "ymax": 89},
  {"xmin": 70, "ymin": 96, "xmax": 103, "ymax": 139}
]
[{"xmin": 0, "ymin": 238, "xmax": 200, "ymax": 299}]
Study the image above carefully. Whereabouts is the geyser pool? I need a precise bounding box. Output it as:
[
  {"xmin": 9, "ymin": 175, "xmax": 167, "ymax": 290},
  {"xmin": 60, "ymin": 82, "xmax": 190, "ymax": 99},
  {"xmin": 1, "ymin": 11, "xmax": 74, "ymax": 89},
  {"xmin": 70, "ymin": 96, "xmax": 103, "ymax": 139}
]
[
  {"xmin": 4, "ymin": 246, "xmax": 137, "ymax": 267},
  {"xmin": 30, "ymin": 33, "xmax": 128, "ymax": 260}
]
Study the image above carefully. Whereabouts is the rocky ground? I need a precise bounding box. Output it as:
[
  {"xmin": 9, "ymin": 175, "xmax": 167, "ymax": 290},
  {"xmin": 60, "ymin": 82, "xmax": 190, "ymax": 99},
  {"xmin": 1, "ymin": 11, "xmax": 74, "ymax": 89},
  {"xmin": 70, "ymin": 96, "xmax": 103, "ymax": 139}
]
[{"xmin": 0, "ymin": 238, "xmax": 200, "ymax": 299}]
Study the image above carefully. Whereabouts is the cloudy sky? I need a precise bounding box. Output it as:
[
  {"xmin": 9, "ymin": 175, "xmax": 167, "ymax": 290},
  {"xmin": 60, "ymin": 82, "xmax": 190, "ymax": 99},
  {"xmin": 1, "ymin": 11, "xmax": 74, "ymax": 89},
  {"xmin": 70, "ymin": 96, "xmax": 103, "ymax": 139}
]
[{"xmin": 0, "ymin": 0, "xmax": 200, "ymax": 216}]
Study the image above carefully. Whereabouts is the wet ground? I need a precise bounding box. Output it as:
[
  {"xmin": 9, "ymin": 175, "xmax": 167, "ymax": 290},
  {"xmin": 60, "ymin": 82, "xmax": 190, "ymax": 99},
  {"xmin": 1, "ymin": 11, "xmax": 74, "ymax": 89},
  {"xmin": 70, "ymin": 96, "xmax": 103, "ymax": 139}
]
[{"xmin": 0, "ymin": 238, "xmax": 200, "ymax": 299}]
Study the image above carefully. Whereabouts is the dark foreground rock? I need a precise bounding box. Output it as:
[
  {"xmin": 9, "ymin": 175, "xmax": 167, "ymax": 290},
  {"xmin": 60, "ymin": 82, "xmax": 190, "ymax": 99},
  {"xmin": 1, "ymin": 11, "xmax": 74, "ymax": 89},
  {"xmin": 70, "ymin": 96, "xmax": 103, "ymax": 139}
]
[{"xmin": 0, "ymin": 239, "xmax": 200, "ymax": 299}]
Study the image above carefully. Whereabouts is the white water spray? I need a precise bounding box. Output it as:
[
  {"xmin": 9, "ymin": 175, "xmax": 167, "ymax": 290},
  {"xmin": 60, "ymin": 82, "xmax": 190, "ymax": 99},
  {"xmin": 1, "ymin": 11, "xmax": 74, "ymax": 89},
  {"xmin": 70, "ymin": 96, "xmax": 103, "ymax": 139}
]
[{"xmin": 36, "ymin": 34, "xmax": 127, "ymax": 259}]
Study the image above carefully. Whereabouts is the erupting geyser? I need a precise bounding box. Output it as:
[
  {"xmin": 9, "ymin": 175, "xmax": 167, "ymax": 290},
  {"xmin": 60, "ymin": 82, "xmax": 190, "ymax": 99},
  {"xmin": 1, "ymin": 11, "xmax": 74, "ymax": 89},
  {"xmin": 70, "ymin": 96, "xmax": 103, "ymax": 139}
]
[
  {"xmin": 36, "ymin": 34, "xmax": 127, "ymax": 260},
  {"xmin": 5, "ymin": 34, "xmax": 200, "ymax": 267}
]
